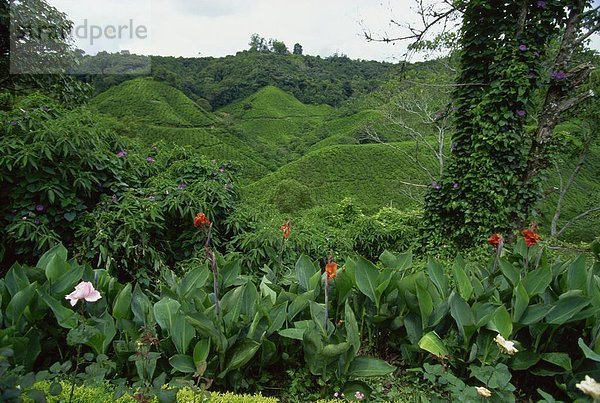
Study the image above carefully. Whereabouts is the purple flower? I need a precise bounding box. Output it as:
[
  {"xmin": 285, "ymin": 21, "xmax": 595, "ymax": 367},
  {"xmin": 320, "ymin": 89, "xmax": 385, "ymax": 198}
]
[
  {"xmin": 551, "ymin": 71, "xmax": 567, "ymax": 80},
  {"xmin": 527, "ymin": 72, "xmax": 536, "ymax": 79},
  {"xmin": 116, "ymin": 151, "xmax": 127, "ymax": 157},
  {"xmin": 519, "ymin": 44, "xmax": 527, "ymax": 51},
  {"xmin": 516, "ymin": 110, "xmax": 526, "ymax": 117},
  {"xmin": 35, "ymin": 204, "xmax": 45, "ymax": 212},
  {"xmin": 432, "ymin": 181, "xmax": 441, "ymax": 190},
  {"xmin": 453, "ymin": 183, "xmax": 459, "ymax": 189},
  {"xmin": 534, "ymin": 51, "xmax": 540, "ymax": 57},
  {"xmin": 41, "ymin": 106, "xmax": 50, "ymax": 112},
  {"xmin": 146, "ymin": 156, "xmax": 155, "ymax": 163},
  {"xmin": 10, "ymin": 120, "xmax": 17, "ymax": 126},
  {"xmin": 355, "ymin": 391, "xmax": 364, "ymax": 400},
  {"xmin": 219, "ymin": 167, "xmax": 225, "ymax": 173},
  {"xmin": 177, "ymin": 183, "xmax": 187, "ymax": 190},
  {"xmin": 450, "ymin": 143, "xmax": 456, "ymax": 151},
  {"xmin": 536, "ymin": 0, "xmax": 546, "ymax": 8},
  {"xmin": 34, "ymin": 218, "xmax": 41, "ymax": 225}
]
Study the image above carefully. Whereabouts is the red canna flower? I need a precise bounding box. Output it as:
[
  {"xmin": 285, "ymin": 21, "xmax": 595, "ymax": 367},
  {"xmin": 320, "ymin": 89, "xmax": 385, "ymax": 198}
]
[
  {"xmin": 281, "ymin": 221, "xmax": 291, "ymax": 239},
  {"xmin": 522, "ymin": 229, "xmax": 541, "ymax": 248},
  {"xmin": 194, "ymin": 212, "xmax": 211, "ymax": 227},
  {"xmin": 325, "ymin": 261, "xmax": 338, "ymax": 280},
  {"xmin": 488, "ymin": 233, "xmax": 503, "ymax": 249}
]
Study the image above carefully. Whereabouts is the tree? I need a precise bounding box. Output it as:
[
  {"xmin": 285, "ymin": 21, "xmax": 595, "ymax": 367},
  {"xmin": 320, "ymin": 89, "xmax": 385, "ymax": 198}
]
[
  {"xmin": 270, "ymin": 39, "xmax": 288, "ymax": 55},
  {"xmin": 293, "ymin": 43, "xmax": 303, "ymax": 55},
  {"xmin": 1, "ymin": 0, "xmax": 90, "ymax": 106},
  {"xmin": 248, "ymin": 33, "xmax": 268, "ymax": 52},
  {"xmin": 367, "ymin": 0, "xmax": 599, "ymax": 247}
]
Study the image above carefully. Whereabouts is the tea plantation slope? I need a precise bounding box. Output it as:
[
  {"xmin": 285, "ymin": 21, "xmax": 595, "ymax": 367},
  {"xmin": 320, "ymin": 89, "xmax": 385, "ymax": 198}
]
[
  {"xmin": 219, "ymin": 86, "xmax": 334, "ymax": 164},
  {"xmin": 90, "ymin": 78, "xmax": 272, "ymax": 180},
  {"xmin": 90, "ymin": 77, "xmax": 216, "ymax": 127},
  {"xmin": 243, "ymin": 142, "xmax": 435, "ymax": 212}
]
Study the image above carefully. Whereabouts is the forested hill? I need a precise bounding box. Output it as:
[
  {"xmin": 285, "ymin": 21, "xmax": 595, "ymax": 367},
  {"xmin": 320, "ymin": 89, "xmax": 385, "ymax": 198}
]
[{"xmin": 78, "ymin": 50, "xmax": 399, "ymax": 110}]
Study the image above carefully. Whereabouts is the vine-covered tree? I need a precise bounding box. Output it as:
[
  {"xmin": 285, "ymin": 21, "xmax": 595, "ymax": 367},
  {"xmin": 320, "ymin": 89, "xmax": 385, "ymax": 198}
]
[{"xmin": 368, "ymin": 0, "xmax": 599, "ymax": 247}]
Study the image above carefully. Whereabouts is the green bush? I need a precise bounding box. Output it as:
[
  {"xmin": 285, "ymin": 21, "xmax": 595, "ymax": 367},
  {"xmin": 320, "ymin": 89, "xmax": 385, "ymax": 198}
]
[{"xmin": 270, "ymin": 179, "xmax": 315, "ymax": 213}]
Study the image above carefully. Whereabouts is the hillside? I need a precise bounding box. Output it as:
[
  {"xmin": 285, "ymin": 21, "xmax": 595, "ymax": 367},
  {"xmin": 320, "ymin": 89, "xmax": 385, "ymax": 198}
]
[
  {"xmin": 243, "ymin": 142, "xmax": 435, "ymax": 212},
  {"xmin": 219, "ymin": 86, "xmax": 333, "ymax": 164},
  {"xmin": 90, "ymin": 77, "xmax": 217, "ymax": 127},
  {"xmin": 89, "ymin": 78, "xmax": 272, "ymax": 180}
]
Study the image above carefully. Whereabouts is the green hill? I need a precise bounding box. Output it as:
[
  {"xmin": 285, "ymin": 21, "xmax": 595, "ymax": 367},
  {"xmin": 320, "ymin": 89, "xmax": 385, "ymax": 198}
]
[
  {"xmin": 90, "ymin": 78, "xmax": 272, "ymax": 180},
  {"xmin": 220, "ymin": 86, "xmax": 333, "ymax": 164},
  {"xmin": 90, "ymin": 77, "xmax": 217, "ymax": 127},
  {"xmin": 243, "ymin": 142, "xmax": 435, "ymax": 212}
]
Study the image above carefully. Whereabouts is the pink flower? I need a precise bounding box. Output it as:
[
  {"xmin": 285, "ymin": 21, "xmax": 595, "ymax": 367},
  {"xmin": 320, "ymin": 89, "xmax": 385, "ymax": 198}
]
[
  {"xmin": 355, "ymin": 391, "xmax": 364, "ymax": 400},
  {"xmin": 65, "ymin": 281, "xmax": 102, "ymax": 306}
]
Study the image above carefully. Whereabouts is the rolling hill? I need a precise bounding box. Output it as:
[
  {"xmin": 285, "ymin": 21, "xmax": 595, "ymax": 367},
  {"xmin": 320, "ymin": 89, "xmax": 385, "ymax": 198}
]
[{"xmin": 89, "ymin": 78, "xmax": 272, "ymax": 180}]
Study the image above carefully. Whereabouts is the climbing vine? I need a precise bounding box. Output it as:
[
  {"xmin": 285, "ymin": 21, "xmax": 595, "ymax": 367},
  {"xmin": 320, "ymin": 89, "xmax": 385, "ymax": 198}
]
[{"xmin": 422, "ymin": 0, "xmax": 597, "ymax": 248}]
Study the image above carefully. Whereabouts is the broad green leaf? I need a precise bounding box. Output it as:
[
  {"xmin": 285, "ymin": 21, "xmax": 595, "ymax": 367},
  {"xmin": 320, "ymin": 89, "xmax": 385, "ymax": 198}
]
[
  {"xmin": 416, "ymin": 282, "xmax": 433, "ymax": 329},
  {"xmin": 523, "ymin": 267, "xmax": 552, "ymax": 296},
  {"xmin": 309, "ymin": 301, "xmax": 330, "ymax": 336},
  {"xmin": 36, "ymin": 244, "xmax": 68, "ymax": 270},
  {"xmin": 427, "ymin": 258, "xmax": 448, "ymax": 298},
  {"xmin": 278, "ymin": 328, "xmax": 306, "ymax": 340},
  {"xmin": 266, "ymin": 303, "xmax": 288, "ymax": 335},
  {"xmin": 169, "ymin": 354, "xmax": 196, "ymax": 373},
  {"xmin": 322, "ymin": 342, "xmax": 350, "ymax": 358},
  {"xmin": 520, "ymin": 304, "xmax": 549, "ymax": 325},
  {"xmin": 179, "ymin": 264, "xmax": 210, "ymax": 298},
  {"xmin": 6, "ymin": 283, "xmax": 37, "ymax": 326},
  {"xmin": 153, "ymin": 298, "xmax": 181, "ymax": 333},
  {"xmin": 452, "ymin": 256, "xmax": 473, "ymax": 300},
  {"xmin": 49, "ymin": 264, "xmax": 84, "ymax": 296},
  {"xmin": 193, "ymin": 339, "xmax": 211, "ymax": 364},
  {"xmin": 224, "ymin": 339, "xmax": 261, "ymax": 372},
  {"xmin": 44, "ymin": 255, "xmax": 70, "ymax": 283},
  {"xmin": 567, "ymin": 255, "xmax": 587, "ymax": 291},
  {"xmin": 347, "ymin": 356, "xmax": 396, "ymax": 377},
  {"xmin": 545, "ymin": 295, "xmax": 590, "ymax": 325},
  {"xmin": 87, "ymin": 312, "xmax": 116, "ymax": 355},
  {"xmin": 186, "ymin": 312, "xmax": 226, "ymax": 351},
  {"xmin": 541, "ymin": 353, "xmax": 572, "ymax": 371},
  {"xmin": 487, "ymin": 305, "xmax": 512, "ymax": 338},
  {"xmin": 334, "ymin": 269, "xmax": 353, "ymax": 303},
  {"xmin": 288, "ymin": 290, "xmax": 313, "ymax": 321},
  {"xmin": 510, "ymin": 351, "xmax": 540, "ymax": 370},
  {"xmin": 295, "ymin": 255, "xmax": 318, "ymax": 292},
  {"xmin": 512, "ymin": 281, "xmax": 529, "ymax": 323},
  {"xmin": 354, "ymin": 256, "xmax": 380, "ymax": 307},
  {"xmin": 4, "ymin": 263, "xmax": 30, "ymax": 297},
  {"xmin": 260, "ymin": 276, "xmax": 277, "ymax": 305},
  {"xmin": 379, "ymin": 250, "xmax": 412, "ymax": 271},
  {"xmin": 131, "ymin": 284, "xmax": 153, "ymax": 326},
  {"xmin": 37, "ymin": 289, "xmax": 77, "ymax": 329},
  {"xmin": 112, "ymin": 283, "xmax": 132, "ymax": 320},
  {"xmin": 449, "ymin": 292, "xmax": 475, "ymax": 341},
  {"xmin": 418, "ymin": 331, "xmax": 449, "ymax": 358},
  {"xmin": 345, "ymin": 300, "xmax": 360, "ymax": 353},
  {"xmin": 221, "ymin": 259, "xmax": 241, "ymax": 289},
  {"xmin": 172, "ymin": 315, "xmax": 196, "ymax": 355},
  {"xmin": 499, "ymin": 259, "xmax": 520, "ymax": 286},
  {"xmin": 578, "ymin": 338, "xmax": 600, "ymax": 362}
]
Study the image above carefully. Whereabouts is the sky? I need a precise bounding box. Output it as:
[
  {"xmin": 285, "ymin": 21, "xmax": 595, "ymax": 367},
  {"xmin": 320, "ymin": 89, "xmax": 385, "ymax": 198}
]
[
  {"xmin": 47, "ymin": 0, "xmax": 428, "ymax": 62},
  {"xmin": 47, "ymin": 0, "xmax": 599, "ymax": 62}
]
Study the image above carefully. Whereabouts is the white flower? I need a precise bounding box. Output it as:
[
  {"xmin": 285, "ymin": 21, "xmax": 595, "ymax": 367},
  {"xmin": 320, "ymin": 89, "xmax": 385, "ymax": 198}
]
[
  {"xmin": 475, "ymin": 387, "xmax": 491, "ymax": 398},
  {"xmin": 65, "ymin": 281, "xmax": 102, "ymax": 306},
  {"xmin": 576, "ymin": 375, "xmax": 600, "ymax": 399},
  {"xmin": 354, "ymin": 391, "xmax": 364, "ymax": 400},
  {"xmin": 494, "ymin": 334, "xmax": 518, "ymax": 355}
]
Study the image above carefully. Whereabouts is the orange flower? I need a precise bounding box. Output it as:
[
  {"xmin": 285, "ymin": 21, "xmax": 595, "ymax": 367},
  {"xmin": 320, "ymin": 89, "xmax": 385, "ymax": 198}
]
[
  {"xmin": 325, "ymin": 261, "xmax": 338, "ymax": 280},
  {"xmin": 522, "ymin": 229, "xmax": 540, "ymax": 247},
  {"xmin": 281, "ymin": 221, "xmax": 291, "ymax": 239},
  {"xmin": 488, "ymin": 233, "xmax": 503, "ymax": 249},
  {"xmin": 194, "ymin": 212, "xmax": 211, "ymax": 227}
]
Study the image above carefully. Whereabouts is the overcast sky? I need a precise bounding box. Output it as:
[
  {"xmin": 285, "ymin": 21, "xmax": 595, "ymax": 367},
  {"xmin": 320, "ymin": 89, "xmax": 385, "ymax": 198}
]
[
  {"xmin": 48, "ymin": 0, "xmax": 599, "ymax": 62},
  {"xmin": 46, "ymin": 0, "xmax": 437, "ymax": 62}
]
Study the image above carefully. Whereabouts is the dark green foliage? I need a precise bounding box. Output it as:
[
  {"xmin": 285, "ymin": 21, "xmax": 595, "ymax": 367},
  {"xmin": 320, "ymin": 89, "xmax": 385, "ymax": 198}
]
[
  {"xmin": 270, "ymin": 179, "xmax": 315, "ymax": 213},
  {"xmin": 422, "ymin": 0, "xmax": 597, "ymax": 248},
  {"xmin": 81, "ymin": 50, "xmax": 396, "ymax": 108}
]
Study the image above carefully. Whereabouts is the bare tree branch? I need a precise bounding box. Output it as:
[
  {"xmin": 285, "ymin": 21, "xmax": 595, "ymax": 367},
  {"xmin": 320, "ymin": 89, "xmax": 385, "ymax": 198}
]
[{"xmin": 556, "ymin": 206, "xmax": 600, "ymax": 238}]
